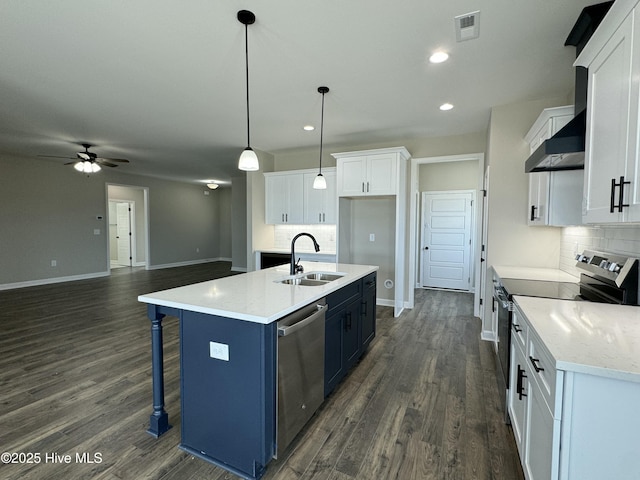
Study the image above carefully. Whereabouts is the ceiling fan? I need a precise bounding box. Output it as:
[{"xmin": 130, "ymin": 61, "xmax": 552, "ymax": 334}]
[{"xmin": 39, "ymin": 143, "xmax": 130, "ymax": 173}]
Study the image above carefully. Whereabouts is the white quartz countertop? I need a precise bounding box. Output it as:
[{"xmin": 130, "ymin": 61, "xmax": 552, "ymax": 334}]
[
  {"xmin": 138, "ymin": 262, "xmax": 377, "ymax": 324},
  {"xmin": 513, "ymin": 295, "xmax": 640, "ymax": 383},
  {"xmin": 257, "ymin": 248, "xmax": 337, "ymax": 255},
  {"xmin": 493, "ymin": 265, "xmax": 578, "ymax": 283}
]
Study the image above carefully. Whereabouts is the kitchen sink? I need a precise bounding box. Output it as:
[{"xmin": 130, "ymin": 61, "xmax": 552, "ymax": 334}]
[
  {"xmin": 304, "ymin": 272, "xmax": 345, "ymax": 281},
  {"xmin": 275, "ymin": 271, "xmax": 345, "ymax": 286},
  {"xmin": 278, "ymin": 278, "xmax": 328, "ymax": 286}
]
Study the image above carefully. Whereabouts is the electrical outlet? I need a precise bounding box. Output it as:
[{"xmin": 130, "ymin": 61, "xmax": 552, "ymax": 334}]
[
  {"xmin": 93, "ymin": 229, "xmax": 101, "ymax": 235},
  {"xmin": 51, "ymin": 260, "xmax": 57, "ymax": 267},
  {"xmin": 196, "ymin": 247, "xmax": 200, "ymax": 253},
  {"xmin": 369, "ymin": 233, "xmax": 375, "ymax": 242},
  {"xmin": 209, "ymin": 341, "xmax": 229, "ymax": 361}
]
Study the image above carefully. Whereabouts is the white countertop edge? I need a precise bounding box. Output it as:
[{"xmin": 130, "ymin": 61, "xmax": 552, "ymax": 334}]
[
  {"xmin": 138, "ymin": 262, "xmax": 378, "ymax": 324},
  {"xmin": 492, "ymin": 265, "xmax": 578, "ymax": 283},
  {"xmin": 555, "ymin": 361, "xmax": 640, "ymax": 384}
]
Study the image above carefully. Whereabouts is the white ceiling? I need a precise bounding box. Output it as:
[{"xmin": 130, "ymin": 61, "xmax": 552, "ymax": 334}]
[{"xmin": 0, "ymin": 0, "xmax": 596, "ymax": 185}]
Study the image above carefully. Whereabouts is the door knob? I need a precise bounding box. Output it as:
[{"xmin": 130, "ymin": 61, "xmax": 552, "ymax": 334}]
[{"xmin": 424, "ymin": 246, "xmax": 429, "ymax": 250}]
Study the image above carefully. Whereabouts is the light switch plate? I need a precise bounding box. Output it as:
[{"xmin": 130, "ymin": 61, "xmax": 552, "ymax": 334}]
[{"xmin": 209, "ymin": 341, "xmax": 229, "ymax": 361}]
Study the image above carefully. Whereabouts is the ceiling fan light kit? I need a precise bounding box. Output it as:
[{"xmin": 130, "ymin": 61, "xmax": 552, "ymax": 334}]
[
  {"xmin": 74, "ymin": 160, "xmax": 101, "ymax": 173},
  {"xmin": 237, "ymin": 10, "xmax": 259, "ymax": 172},
  {"xmin": 313, "ymin": 86, "xmax": 329, "ymax": 190}
]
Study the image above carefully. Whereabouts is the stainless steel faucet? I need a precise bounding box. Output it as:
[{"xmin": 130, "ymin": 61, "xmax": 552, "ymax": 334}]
[{"xmin": 290, "ymin": 233, "xmax": 320, "ymax": 275}]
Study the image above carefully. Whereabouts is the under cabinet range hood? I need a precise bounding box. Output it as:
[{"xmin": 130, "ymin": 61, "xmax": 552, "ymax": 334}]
[{"xmin": 525, "ymin": 1, "xmax": 613, "ymax": 173}]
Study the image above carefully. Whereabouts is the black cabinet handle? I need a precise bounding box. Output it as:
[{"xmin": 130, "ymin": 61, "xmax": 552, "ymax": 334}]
[
  {"xmin": 512, "ymin": 323, "xmax": 522, "ymax": 333},
  {"xmin": 529, "ymin": 356, "xmax": 545, "ymax": 373},
  {"xmin": 610, "ymin": 178, "xmax": 617, "ymax": 213},
  {"xmin": 619, "ymin": 175, "xmax": 630, "ymax": 211},
  {"xmin": 345, "ymin": 312, "xmax": 352, "ymax": 331},
  {"xmin": 530, "ymin": 205, "xmax": 537, "ymax": 221},
  {"xmin": 517, "ymin": 364, "xmax": 527, "ymax": 400},
  {"xmin": 611, "ymin": 176, "xmax": 631, "ymax": 213}
]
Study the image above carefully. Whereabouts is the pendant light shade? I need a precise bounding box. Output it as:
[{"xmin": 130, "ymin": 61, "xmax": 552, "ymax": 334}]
[
  {"xmin": 237, "ymin": 10, "xmax": 259, "ymax": 172},
  {"xmin": 313, "ymin": 86, "xmax": 329, "ymax": 189}
]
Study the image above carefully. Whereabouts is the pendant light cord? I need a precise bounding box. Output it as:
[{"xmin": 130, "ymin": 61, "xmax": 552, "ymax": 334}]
[
  {"xmin": 244, "ymin": 23, "xmax": 251, "ymax": 148},
  {"xmin": 319, "ymin": 90, "xmax": 325, "ymax": 174}
]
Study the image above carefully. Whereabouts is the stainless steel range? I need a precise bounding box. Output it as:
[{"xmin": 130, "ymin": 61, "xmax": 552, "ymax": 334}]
[{"xmin": 493, "ymin": 250, "xmax": 640, "ymax": 422}]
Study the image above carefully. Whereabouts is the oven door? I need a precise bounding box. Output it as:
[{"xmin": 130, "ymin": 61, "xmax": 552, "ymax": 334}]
[{"xmin": 494, "ymin": 284, "xmax": 511, "ymax": 422}]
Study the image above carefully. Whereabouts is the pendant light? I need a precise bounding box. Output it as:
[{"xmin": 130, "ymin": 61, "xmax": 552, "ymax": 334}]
[
  {"xmin": 237, "ymin": 10, "xmax": 259, "ymax": 171},
  {"xmin": 313, "ymin": 86, "xmax": 329, "ymax": 189}
]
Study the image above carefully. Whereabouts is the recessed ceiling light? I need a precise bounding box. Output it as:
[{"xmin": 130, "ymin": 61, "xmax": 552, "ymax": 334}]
[
  {"xmin": 303, "ymin": 125, "xmax": 315, "ymax": 131},
  {"xmin": 439, "ymin": 103, "xmax": 454, "ymax": 111},
  {"xmin": 429, "ymin": 51, "xmax": 449, "ymax": 63}
]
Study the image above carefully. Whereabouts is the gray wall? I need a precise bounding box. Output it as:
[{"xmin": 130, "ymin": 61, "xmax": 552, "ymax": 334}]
[
  {"xmin": 0, "ymin": 153, "xmax": 233, "ymax": 286},
  {"xmin": 419, "ymin": 160, "xmax": 478, "ymax": 192}
]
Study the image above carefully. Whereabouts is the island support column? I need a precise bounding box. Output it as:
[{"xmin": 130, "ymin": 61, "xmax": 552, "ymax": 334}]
[{"xmin": 146, "ymin": 304, "xmax": 174, "ymax": 437}]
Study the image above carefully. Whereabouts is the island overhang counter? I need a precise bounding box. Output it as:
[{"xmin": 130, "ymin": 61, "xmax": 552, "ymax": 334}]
[{"xmin": 138, "ymin": 262, "xmax": 378, "ymax": 480}]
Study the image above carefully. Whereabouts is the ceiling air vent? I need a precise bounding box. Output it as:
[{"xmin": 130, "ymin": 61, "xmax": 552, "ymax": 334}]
[{"xmin": 455, "ymin": 11, "xmax": 480, "ymax": 42}]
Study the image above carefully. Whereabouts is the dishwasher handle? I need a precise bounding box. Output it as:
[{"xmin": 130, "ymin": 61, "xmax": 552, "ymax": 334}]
[{"xmin": 278, "ymin": 304, "xmax": 328, "ymax": 337}]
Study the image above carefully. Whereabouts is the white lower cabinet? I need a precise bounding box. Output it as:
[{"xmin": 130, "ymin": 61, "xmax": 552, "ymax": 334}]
[
  {"xmin": 509, "ymin": 308, "xmax": 561, "ymax": 480},
  {"xmin": 509, "ymin": 302, "xmax": 640, "ymax": 480}
]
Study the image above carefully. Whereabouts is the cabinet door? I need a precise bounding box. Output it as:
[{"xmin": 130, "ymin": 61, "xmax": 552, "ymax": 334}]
[
  {"xmin": 303, "ymin": 170, "xmax": 336, "ymax": 224},
  {"xmin": 508, "ymin": 340, "xmax": 528, "ymax": 457},
  {"xmin": 360, "ymin": 278, "xmax": 376, "ymax": 350},
  {"xmin": 366, "ymin": 154, "xmax": 397, "ymax": 195},
  {"xmin": 524, "ymin": 381, "xmax": 557, "ymax": 480},
  {"xmin": 343, "ymin": 299, "xmax": 361, "ymax": 372},
  {"xmin": 286, "ymin": 174, "xmax": 304, "ymax": 224},
  {"xmin": 528, "ymin": 172, "xmax": 550, "ymax": 226},
  {"xmin": 324, "ymin": 310, "xmax": 344, "ymax": 397},
  {"xmin": 583, "ymin": 13, "xmax": 633, "ymax": 223},
  {"xmin": 265, "ymin": 175, "xmax": 288, "ymax": 224},
  {"xmin": 338, "ymin": 157, "xmax": 367, "ymax": 196}
]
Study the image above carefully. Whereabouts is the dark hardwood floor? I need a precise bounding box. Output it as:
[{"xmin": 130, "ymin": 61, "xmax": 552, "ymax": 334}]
[{"xmin": 0, "ymin": 263, "xmax": 523, "ymax": 480}]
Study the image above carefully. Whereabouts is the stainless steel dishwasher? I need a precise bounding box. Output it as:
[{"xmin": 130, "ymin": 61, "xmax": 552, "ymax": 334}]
[{"xmin": 276, "ymin": 298, "xmax": 326, "ymax": 458}]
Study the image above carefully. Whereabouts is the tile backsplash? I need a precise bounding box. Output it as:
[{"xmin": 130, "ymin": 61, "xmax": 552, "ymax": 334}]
[
  {"xmin": 560, "ymin": 225, "xmax": 640, "ymax": 277},
  {"xmin": 273, "ymin": 224, "xmax": 337, "ymax": 253}
]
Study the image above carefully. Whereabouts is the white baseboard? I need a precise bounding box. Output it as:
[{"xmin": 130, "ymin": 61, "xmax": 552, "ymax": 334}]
[
  {"xmin": 0, "ymin": 271, "xmax": 110, "ymax": 291},
  {"xmin": 376, "ymin": 298, "xmax": 394, "ymax": 308},
  {"xmin": 231, "ymin": 266, "xmax": 248, "ymax": 273},
  {"xmin": 481, "ymin": 331, "xmax": 497, "ymax": 342},
  {"xmin": 147, "ymin": 258, "xmax": 228, "ymax": 270}
]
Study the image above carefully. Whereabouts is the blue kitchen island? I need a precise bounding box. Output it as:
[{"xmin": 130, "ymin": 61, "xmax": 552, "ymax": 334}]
[{"xmin": 138, "ymin": 262, "xmax": 377, "ymax": 480}]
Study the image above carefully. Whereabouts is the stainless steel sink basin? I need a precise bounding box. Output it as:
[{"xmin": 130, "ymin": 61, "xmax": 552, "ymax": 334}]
[
  {"xmin": 278, "ymin": 278, "xmax": 328, "ymax": 286},
  {"xmin": 275, "ymin": 271, "xmax": 345, "ymax": 286},
  {"xmin": 304, "ymin": 272, "xmax": 345, "ymax": 281}
]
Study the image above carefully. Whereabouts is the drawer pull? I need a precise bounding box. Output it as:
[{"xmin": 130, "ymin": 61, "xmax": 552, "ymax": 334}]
[
  {"xmin": 517, "ymin": 364, "xmax": 527, "ymax": 401},
  {"xmin": 529, "ymin": 356, "xmax": 545, "ymax": 373},
  {"xmin": 512, "ymin": 323, "xmax": 522, "ymax": 333}
]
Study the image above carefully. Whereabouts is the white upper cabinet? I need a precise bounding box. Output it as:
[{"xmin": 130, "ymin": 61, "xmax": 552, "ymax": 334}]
[
  {"xmin": 525, "ymin": 105, "xmax": 582, "ymax": 226},
  {"xmin": 303, "ymin": 170, "xmax": 336, "ymax": 224},
  {"xmin": 577, "ymin": 1, "xmax": 640, "ymax": 223},
  {"xmin": 265, "ymin": 172, "xmax": 304, "ymax": 224},
  {"xmin": 336, "ymin": 152, "xmax": 400, "ymax": 197},
  {"xmin": 264, "ymin": 168, "xmax": 336, "ymax": 225}
]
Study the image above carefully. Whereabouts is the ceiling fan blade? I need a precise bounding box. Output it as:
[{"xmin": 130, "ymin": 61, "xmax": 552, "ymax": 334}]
[
  {"xmin": 97, "ymin": 157, "xmax": 129, "ymax": 163},
  {"xmin": 97, "ymin": 160, "xmax": 118, "ymax": 168},
  {"xmin": 38, "ymin": 154, "xmax": 75, "ymax": 160}
]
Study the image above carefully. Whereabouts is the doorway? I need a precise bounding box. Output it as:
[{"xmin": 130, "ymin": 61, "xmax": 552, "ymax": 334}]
[
  {"xmin": 408, "ymin": 153, "xmax": 485, "ymax": 316},
  {"xmin": 107, "ymin": 184, "xmax": 149, "ymax": 271},
  {"xmin": 420, "ymin": 191, "xmax": 474, "ymax": 290},
  {"xmin": 110, "ymin": 201, "xmax": 134, "ymax": 268}
]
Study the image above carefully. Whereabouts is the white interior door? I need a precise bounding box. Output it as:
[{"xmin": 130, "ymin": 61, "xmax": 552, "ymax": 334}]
[
  {"xmin": 421, "ymin": 191, "xmax": 473, "ymax": 290},
  {"xmin": 116, "ymin": 202, "xmax": 132, "ymax": 267}
]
